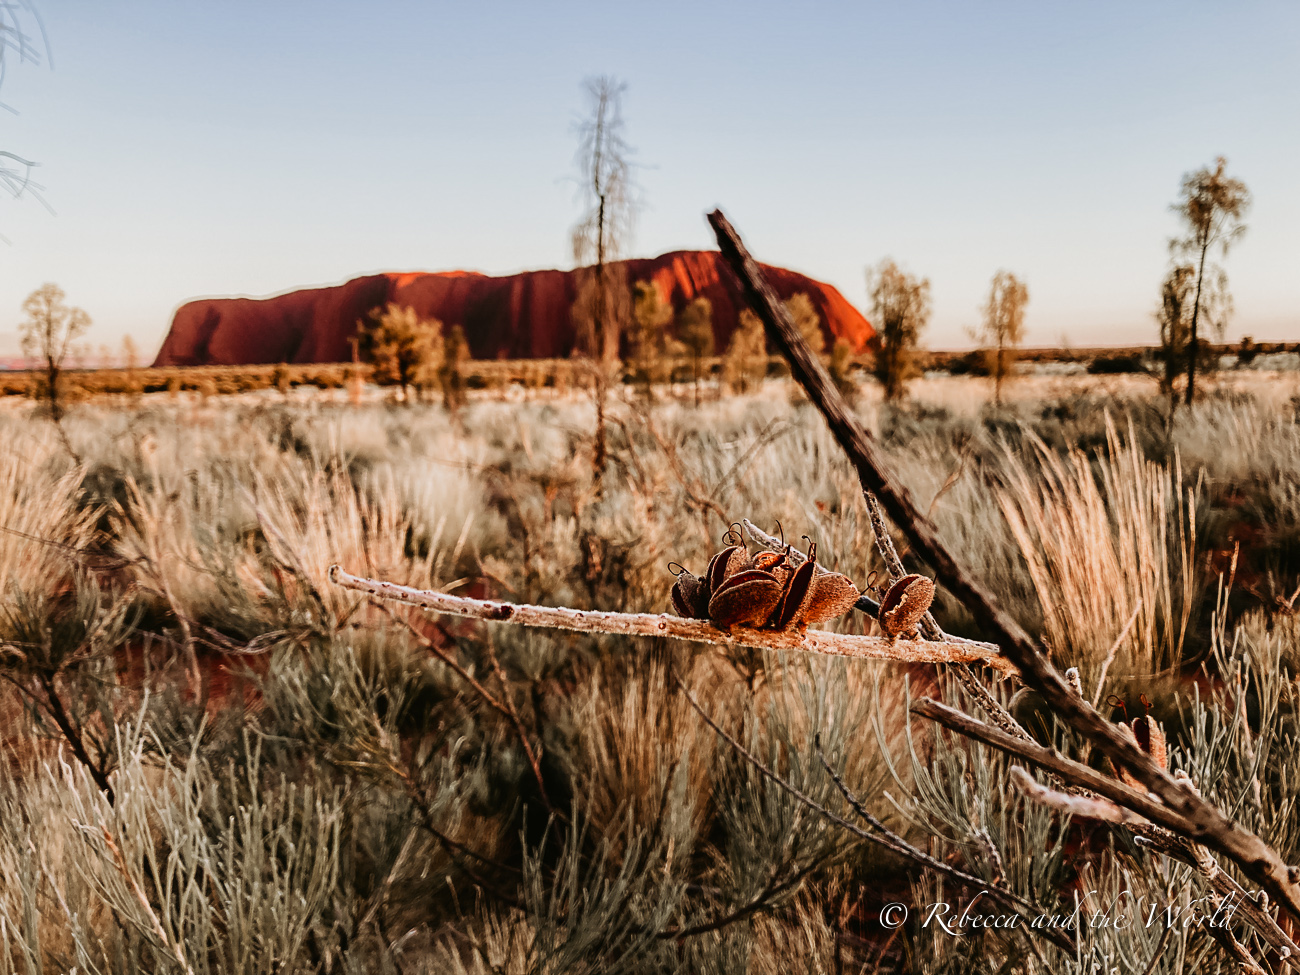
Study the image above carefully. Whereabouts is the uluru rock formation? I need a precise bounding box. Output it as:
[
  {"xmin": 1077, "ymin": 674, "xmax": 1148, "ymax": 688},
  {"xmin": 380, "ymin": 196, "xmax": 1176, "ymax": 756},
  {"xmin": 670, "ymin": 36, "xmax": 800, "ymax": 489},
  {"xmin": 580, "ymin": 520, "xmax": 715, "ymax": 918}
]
[{"xmin": 152, "ymin": 250, "xmax": 875, "ymax": 367}]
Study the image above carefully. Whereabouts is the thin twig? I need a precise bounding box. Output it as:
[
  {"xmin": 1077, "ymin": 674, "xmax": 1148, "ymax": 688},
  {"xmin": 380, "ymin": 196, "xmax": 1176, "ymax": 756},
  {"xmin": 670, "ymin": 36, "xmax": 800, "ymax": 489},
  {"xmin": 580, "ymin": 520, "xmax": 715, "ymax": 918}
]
[
  {"xmin": 370, "ymin": 601, "xmax": 569, "ymax": 825},
  {"xmin": 709, "ymin": 418, "xmax": 791, "ymax": 507},
  {"xmin": 1206, "ymin": 921, "xmax": 1268, "ymax": 975},
  {"xmin": 925, "ymin": 448, "xmax": 970, "ymax": 521},
  {"xmin": 329, "ymin": 565, "xmax": 1016, "ymax": 673},
  {"xmin": 371, "ymin": 601, "xmax": 512, "ymax": 719},
  {"xmin": 39, "ymin": 673, "xmax": 114, "ymax": 804},
  {"xmin": 660, "ymin": 862, "xmax": 822, "ymax": 940},
  {"xmin": 1009, "ymin": 766, "xmax": 1149, "ymax": 825},
  {"xmin": 627, "ymin": 400, "xmax": 731, "ymax": 528},
  {"xmin": 814, "ymin": 736, "xmax": 1058, "ymax": 969},
  {"xmin": 1137, "ymin": 926, "xmax": 1175, "ymax": 975},
  {"xmin": 482, "ymin": 631, "xmax": 556, "ymax": 817},
  {"xmin": 101, "ymin": 827, "xmax": 197, "ymax": 975},
  {"xmin": 910, "ymin": 698, "xmax": 1195, "ymax": 834}
]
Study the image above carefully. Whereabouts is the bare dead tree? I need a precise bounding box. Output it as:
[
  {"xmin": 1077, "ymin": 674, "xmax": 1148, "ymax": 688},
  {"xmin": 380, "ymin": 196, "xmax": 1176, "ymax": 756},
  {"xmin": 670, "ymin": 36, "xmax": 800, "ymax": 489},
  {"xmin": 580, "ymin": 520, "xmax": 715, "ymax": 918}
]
[
  {"xmin": 0, "ymin": 1, "xmax": 53, "ymax": 223},
  {"xmin": 571, "ymin": 75, "xmax": 637, "ymax": 478},
  {"xmin": 20, "ymin": 282, "xmax": 89, "ymax": 458}
]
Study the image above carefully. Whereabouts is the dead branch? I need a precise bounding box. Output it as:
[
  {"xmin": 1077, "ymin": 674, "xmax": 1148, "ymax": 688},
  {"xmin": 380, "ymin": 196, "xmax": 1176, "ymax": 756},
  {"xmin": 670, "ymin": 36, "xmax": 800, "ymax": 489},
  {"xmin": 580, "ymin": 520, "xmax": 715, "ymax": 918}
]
[
  {"xmin": 328, "ymin": 565, "xmax": 1015, "ymax": 672},
  {"xmin": 707, "ymin": 206, "xmax": 1300, "ymax": 920},
  {"xmin": 910, "ymin": 697, "xmax": 1194, "ymax": 834},
  {"xmin": 1009, "ymin": 766, "xmax": 1147, "ymax": 825},
  {"xmin": 917, "ymin": 698, "xmax": 1300, "ymax": 961}
]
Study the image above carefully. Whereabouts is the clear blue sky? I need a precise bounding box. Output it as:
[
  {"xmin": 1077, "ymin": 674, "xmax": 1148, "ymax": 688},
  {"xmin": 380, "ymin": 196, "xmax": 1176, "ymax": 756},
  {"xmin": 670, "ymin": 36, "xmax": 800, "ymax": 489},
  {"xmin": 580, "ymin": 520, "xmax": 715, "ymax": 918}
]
[{"xmin": 0, "ymin": 0, "xmax": 1296, "ymax": 357}]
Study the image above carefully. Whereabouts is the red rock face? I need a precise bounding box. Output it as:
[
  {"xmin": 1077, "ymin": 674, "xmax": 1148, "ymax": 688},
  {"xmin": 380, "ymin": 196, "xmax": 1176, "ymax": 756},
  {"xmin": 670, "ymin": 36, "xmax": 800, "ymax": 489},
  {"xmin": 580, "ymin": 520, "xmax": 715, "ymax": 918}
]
[{"xmin": 152, "ymin": 251, "xmax": 875, "ymax": 366}]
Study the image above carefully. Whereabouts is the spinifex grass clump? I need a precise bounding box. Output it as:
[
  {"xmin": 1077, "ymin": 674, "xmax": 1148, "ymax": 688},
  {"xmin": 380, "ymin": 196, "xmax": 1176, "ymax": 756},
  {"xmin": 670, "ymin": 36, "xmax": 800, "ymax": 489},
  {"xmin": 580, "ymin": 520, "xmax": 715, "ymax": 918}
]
[{"xmin": 0, "ymin": 355, "xmax": 1296, "ymax": 972}]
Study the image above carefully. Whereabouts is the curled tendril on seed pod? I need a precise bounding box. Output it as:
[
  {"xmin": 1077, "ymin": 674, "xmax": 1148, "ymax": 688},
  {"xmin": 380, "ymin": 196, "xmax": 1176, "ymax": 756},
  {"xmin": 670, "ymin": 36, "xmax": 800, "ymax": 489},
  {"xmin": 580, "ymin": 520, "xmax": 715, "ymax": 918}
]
[
  {"xmin": 1106, "ymin": 694, "xmax": 1129, "ymax": 721},
  {"xmin": 863, "ymin": 570, "xmax": 884, "ymax": 598}
]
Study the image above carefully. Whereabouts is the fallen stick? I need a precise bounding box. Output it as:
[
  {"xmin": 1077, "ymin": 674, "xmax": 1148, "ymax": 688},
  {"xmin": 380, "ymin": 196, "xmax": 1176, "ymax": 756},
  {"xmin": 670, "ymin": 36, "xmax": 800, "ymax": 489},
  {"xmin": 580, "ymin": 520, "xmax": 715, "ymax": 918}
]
[{"xmin": 328, "ymin": 565, "xmax": 1017, "ymax": 673}]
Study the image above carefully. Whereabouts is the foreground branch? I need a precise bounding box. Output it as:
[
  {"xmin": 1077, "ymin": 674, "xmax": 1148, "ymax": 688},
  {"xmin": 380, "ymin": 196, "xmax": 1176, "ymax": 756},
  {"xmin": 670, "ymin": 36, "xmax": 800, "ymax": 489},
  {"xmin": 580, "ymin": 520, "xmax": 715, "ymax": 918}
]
[
  {"xmin": 910, "ymin": 698, "xmax": 1193, "ymax": 832},
  {"xmin": 328, "ymin": 566, "xmax": 1016, "ymax": 672},
  {"xmin": 707, "ymin": 207, "xmax": 1300, "ymax": 920},
  {"xmin": 918, "ymin": 700, "xmax": 1300, "ymax": 962}
]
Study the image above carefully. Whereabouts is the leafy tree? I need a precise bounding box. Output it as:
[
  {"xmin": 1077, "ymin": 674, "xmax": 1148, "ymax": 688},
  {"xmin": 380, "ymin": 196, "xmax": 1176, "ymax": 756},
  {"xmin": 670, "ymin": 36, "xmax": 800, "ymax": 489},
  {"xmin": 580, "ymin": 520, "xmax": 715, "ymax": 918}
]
[
  {"xmin": 121, "ymin": 334, "xmax": 139, "ymax": 371},
  {"xmin": 1236, "ymin": 335, "xmax": 1258, "ymax": 366},
  {"xmin": 118, "ymin": 336, "xmax": 144, "ymax": 402},
  {"xmin": 1155, "ymin": 263, "xmax": 1229, "ymax": 407},
  {"xmin": 784, "ymin": 292, "xmax": 825, "ymax": 355},
  {"xmin": 20, "ymin": 282, "xmax": 90, "ymax": 427},
  {"xmin": 976, "ymin": 270, "xmax": 1029, "ymax": 405},
  {"xmin": 866, "ymin": 259, "xmax": 930, "ymax": 402},
  {"xmin": 439, "ymin": 323, "xmax": 470, "ymax": 413},
  {"xmin": 630, "ymin": 279, "xmax": 673, "ymax": 399},
  {"xmin": 1170, "ymin": 156, "xmax": 1249, "ymax": 404},
  {"xmin": 357, "ymin": 303, "xmax": 442, "ymax": 403},
  {"xmin": 723, "ymin": 310, "xmax": 767, "ymax": 394},
  {"xmin": 571, "ymin": 75, "xmax": 637, "ymax": 475},
  {"xmin": 676, "ymin": 296, "xmax": 714, "ymax": 406},
  {"xmin": 828, "ymin": 337, "xmax": 857, "ymax": 401}
]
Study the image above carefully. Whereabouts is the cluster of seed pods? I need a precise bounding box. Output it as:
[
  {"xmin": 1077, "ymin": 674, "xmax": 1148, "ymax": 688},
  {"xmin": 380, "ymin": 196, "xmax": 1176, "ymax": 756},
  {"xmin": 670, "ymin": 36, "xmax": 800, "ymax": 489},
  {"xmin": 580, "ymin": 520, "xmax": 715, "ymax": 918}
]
[{"xmin": 669, "ymin": 537, "xmax": 861, "ymax": 631}]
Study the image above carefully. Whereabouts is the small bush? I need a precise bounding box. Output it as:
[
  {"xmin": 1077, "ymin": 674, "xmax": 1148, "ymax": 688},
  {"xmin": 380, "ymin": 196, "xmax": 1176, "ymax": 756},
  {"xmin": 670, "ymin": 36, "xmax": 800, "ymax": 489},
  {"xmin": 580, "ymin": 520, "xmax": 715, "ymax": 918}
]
[
  {"xmin": 944, "ymin": 351, "xmax": 990, "ymax": 377},
  {"xmin": 1087, "ymin": 354, "xmax": 1148, "ymax": 375},
  {"xmin": 1237, "ymin": 335, "xmax": 1259, "ymax": 366}
]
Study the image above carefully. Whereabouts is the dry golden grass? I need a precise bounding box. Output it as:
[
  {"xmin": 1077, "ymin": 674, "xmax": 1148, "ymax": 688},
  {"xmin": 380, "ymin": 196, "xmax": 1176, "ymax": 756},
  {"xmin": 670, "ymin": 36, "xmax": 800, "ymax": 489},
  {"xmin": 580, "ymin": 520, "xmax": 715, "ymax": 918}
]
[
  {"xmin": 0, "ymin": 370, "xmax": 1297, "ymax": 973},
  {"xmin": 998, "ymin": 417, "xmax": 1198, "ymax": 692}
]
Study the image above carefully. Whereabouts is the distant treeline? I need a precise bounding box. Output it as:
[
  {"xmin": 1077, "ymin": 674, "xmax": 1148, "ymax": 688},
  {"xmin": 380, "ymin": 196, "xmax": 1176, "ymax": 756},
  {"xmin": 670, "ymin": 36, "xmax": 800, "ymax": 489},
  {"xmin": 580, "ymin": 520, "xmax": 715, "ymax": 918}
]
[{"xmin": 0, "ymin": 340, "xmax": 1292, "ymax": 398}]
